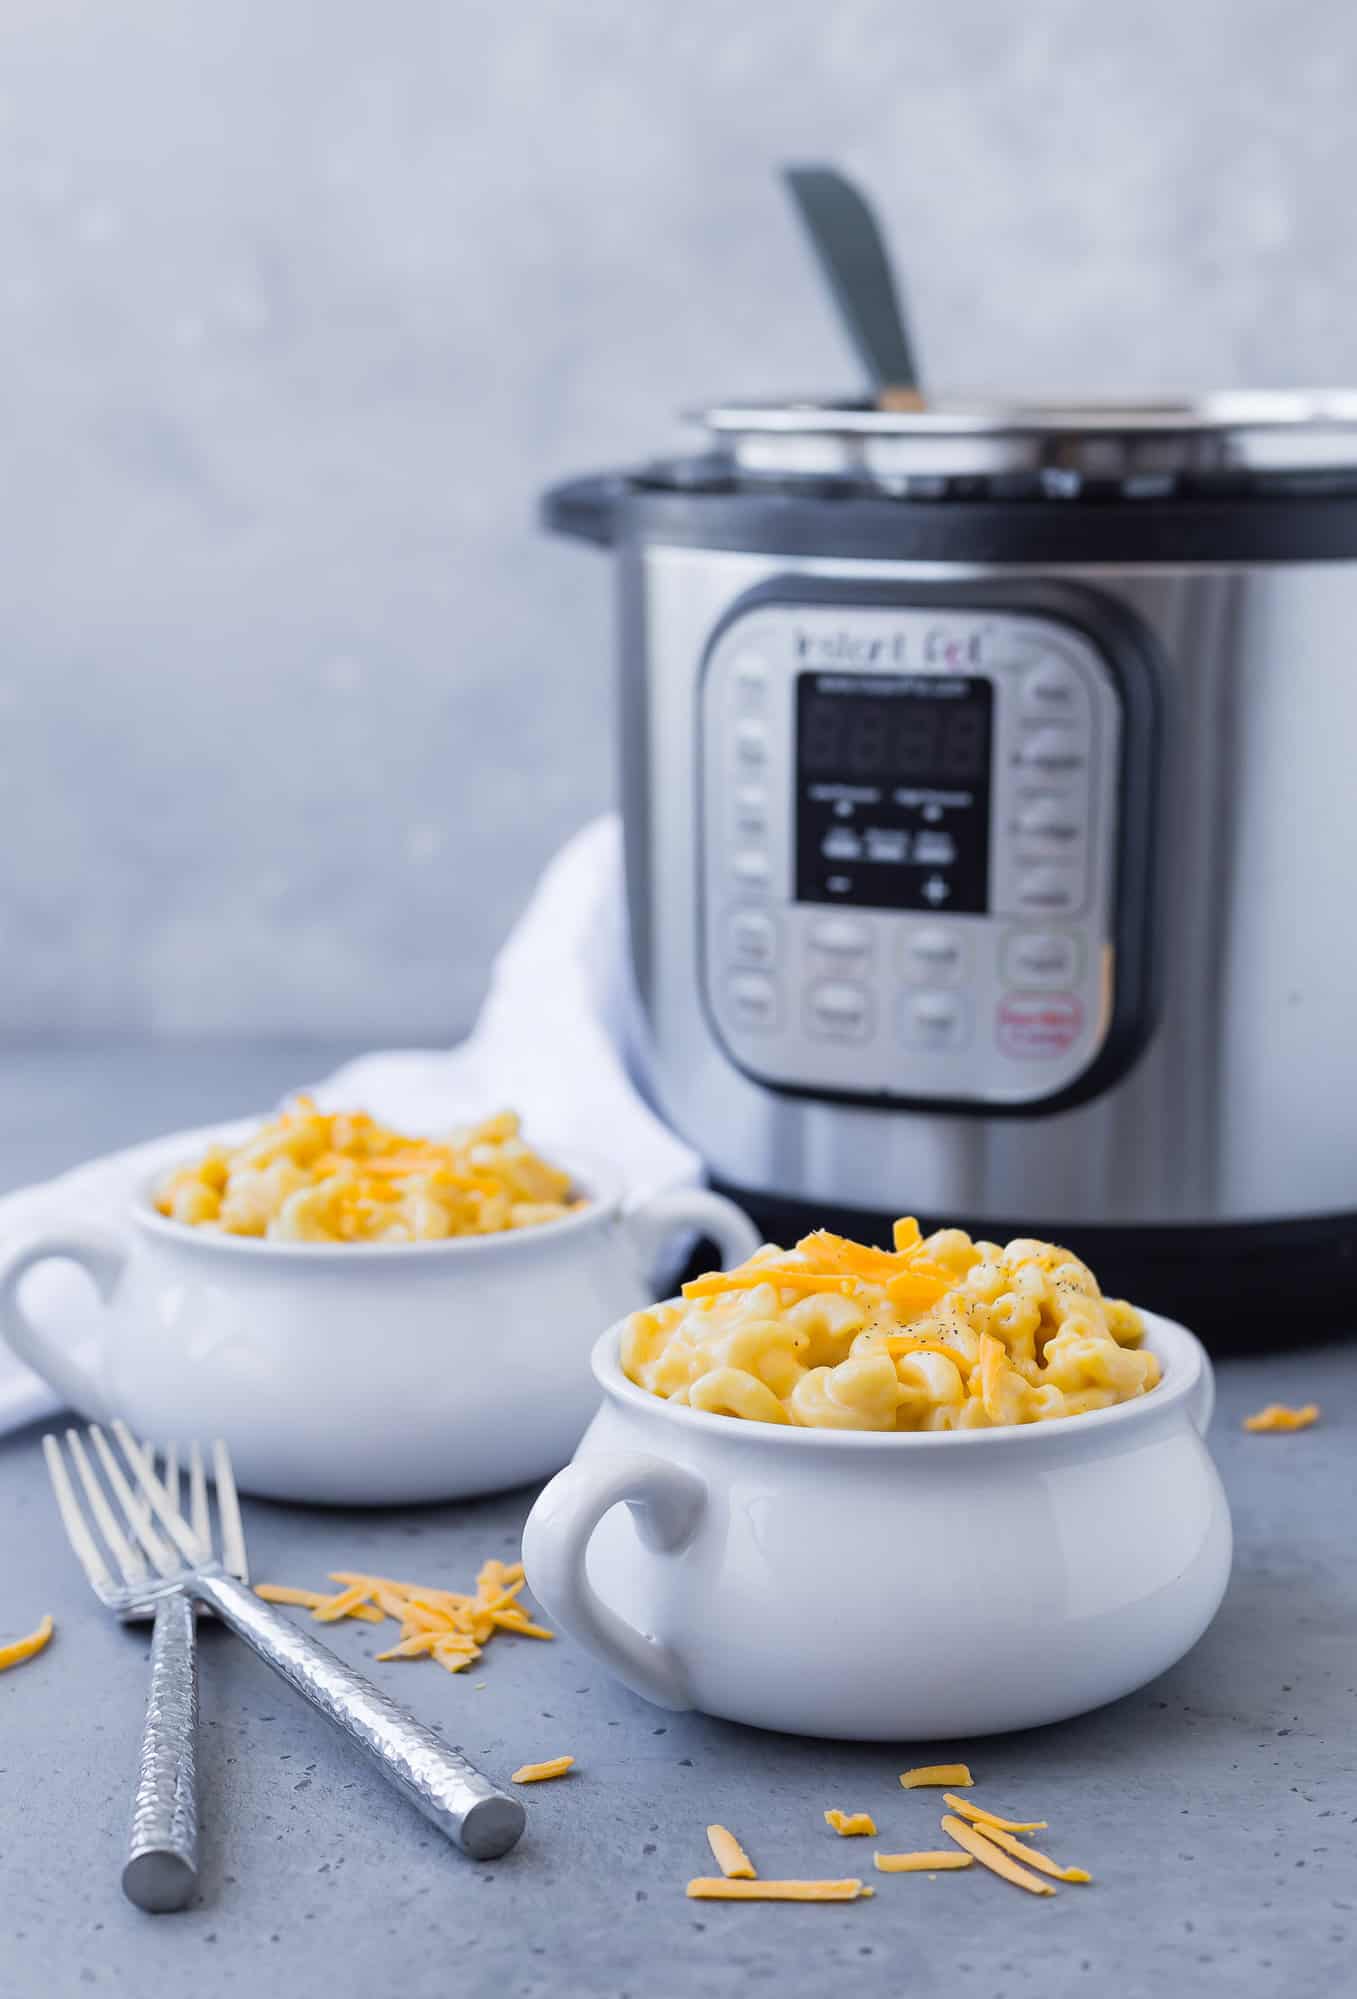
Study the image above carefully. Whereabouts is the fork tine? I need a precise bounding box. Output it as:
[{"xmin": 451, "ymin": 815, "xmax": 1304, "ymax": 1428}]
[
  {"xmin": 188, "ymin": 1442, "xmax": 210, "ymax": 1553},
  {"xmin": 212, "ymin": 1440, "xmax": 249, "ymax": 1584},
  {"xmin": 110, "ymin": 1419, "xmax": 206, "ymax": 1567},
  {"xmin": 43, "ymin": 1434, "xmax": 118, "ymax": 1602},
  {"xmin": 161, "ymin": 1441, "xmax": 179, "ymax": 1508},
  {"xmin": 90, "ymin": 1427, "xmax": 178, "ymax": 1576},
  {"xmin": 68, "ymin": 1430, "xmax": 154, "ymax": 1584}
]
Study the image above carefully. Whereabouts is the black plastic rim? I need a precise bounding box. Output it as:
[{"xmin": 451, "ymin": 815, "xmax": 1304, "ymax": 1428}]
[
  {"xmin": 703, "ymin": 1180, "xmax": 1357, "ymax": 1352},
  {"xmin": 541, "ymin": 468, "xmax": 1357, "ymax": 564}
]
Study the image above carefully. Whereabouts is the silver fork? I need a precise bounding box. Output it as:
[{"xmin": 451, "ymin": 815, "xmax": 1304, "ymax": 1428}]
[
  {"xmin": 44, "ymin": 1422, "xmax": 526, "ymax": 1868},
  {"xmin": 117, "ymin": 1437, "xmax": 247, "ymax": 1911}
]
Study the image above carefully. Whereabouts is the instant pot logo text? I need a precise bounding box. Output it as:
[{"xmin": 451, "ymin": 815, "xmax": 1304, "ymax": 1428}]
[{"xmin": 795, "ymin": 628, "xmax": 909, "ymax": 668}]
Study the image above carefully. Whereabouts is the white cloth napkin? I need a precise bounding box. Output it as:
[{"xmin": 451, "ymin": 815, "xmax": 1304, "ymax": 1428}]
[{"xmin": 0, "ymin": 814, "xmax": 699, "ymax": 1436}]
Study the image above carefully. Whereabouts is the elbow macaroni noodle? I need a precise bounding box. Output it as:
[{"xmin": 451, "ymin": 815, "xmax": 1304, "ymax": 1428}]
[
  {"xmin": 155, "ymin": 1099, "xmax": 579, "ymax": 1244},
  {"xmin": 621, "ymin": 1219, "xmax": 1158, "ymax": 1432}
]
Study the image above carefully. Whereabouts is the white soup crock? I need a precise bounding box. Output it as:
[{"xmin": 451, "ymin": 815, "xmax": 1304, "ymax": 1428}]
[
  {"xmin": 0, "ymin": 1158, "xmax": 760, "ymax": 1507},
  {"xmin": 522, "ymin": 1310, "xmax": 1231, "ymax": 1740}
]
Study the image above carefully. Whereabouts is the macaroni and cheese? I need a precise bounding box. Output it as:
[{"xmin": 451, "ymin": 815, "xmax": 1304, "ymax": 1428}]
[
  {"xmin": 621, "ymin": 1218, "xmax": 1158, "ymax": 1433},
  {"xmin": 156, "ymin": 1099, "xmax": 579, "ymax": 1244}
]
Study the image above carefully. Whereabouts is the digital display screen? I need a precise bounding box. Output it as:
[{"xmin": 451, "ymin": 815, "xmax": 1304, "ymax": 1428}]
[
  {"xmin": 795, "ymin": 672, "xmax": 993, "ymax": 914},
  {"xmin": 799, "ymin": 690, "xmax": 990, "ymax": 782}
]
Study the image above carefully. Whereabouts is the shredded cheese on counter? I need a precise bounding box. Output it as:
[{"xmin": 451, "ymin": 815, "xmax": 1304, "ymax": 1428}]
[
  {"xmin": 510, "ymin": 1756, "xmax": 575, "ymax": 1784},
  {"xmin": 687, "ymin": 1878, "xmax": 872, "ymax": 1902},
  {"xmin": 900, "ymin": 1763, "xmax": 973, "ymax": 1789},
  {"xmin": 1243, "ymin": 1402, "xmax": 1320, "ymax": 1432},
  {"xmin": 0, "ymin": 1613, "xmax": 53, "ymax": 1673},
  {"xmin": 873, "ymin": 1851, "xmax": 973, "ymax": 1873},
  {"xmin": 255, "ymin": 1557, "xmax": 551, "ymax": 1676},
  {"xmin": 941, "ymin": 1791, "xmax": 1047, "ymax": 1833},
  {"xmin": 973, "ymin": 1822, "xmax": 1090, "ymax": 1883},
  {"xmin": 940, "ymin": 1814, "xmax": 1055, "ymax": 1895},
  {"xmin": 686, "ymin": 1760, "xmax": 1089, "ymax": 1908},
  {"xmin": 707, "ymin": 1825, "xmax": 756, "ymax": 1878},
  {"xmin": 683, "ymin": 1767, "xmax": 1095, "ymax": 1903}
]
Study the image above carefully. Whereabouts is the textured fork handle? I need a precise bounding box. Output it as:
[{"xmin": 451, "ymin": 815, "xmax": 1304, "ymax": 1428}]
[
  {"xmin": 191, "ymin": 1573, "xmax": 525, "ymax": 1860},
  {"xmin": 122, "ymin": 1591, "xmax": 199, "ymax": 1913}
]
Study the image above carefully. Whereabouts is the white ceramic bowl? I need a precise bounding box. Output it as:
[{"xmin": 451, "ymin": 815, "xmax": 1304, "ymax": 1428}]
[
  {"xmin": 0, "ymin": 1158, "xmax": 760, "ymax": 1505},
  {"xmin": 522, "ymin": 1310, "xmax": 1232, "ymax": 1740}
]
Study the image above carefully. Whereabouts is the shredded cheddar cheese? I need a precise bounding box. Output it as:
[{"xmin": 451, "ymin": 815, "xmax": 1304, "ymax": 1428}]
[
  {"xmin": 940, "ymin": 1815, "xmax": 1055, "ymax": 1895},
  {"xmin": 510, "ymin": 1756, "xmax": 575, "ymax": 1784},
  {"xmin": 680, "ymin": 1268, "xmax": 858, "ymax": 1301},
  {"xmin": 255, "ymin": 1584, "xmax": 336, "ymax": 1610},
  {"xmin": 310, "ymin": 1583, "xmax": 385, "ymax": 1624},
  {"xmin": 707, "ymin": 1825, "xmax": 756, "ymax": 1878},
  {"xmin": 0, "ymin": 1612, "xmax": 54, "ymax": 1673},
  {"xmin": 941, "ymin": 1792, "xmax": 1047, "ymax": 1833},
  {"xmin": 255, "ymin": 1557, "xmax": 551, "ymax": 1676},
  {"xmin": 873, "ymin": 1851, "xmax": 973, "ymax": 1873},
  {"xmin": 684, "ymin": 1760, "xmax": 1088, "ymax": 1910},
  {"xmin": 973, "ymin": 1822, "xmax": 1090, "ymax": 1883},
  {"xmin": 686, "ymin": 1878, "xmax": 872, "ymax": 1902},
  {"xmin": 1243, "ymin": 1402, "xmax": 1320, "ymax": 1433}
]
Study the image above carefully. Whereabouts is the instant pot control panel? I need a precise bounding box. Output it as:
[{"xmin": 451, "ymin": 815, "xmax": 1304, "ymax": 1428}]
[{"xmin": 698, "ymin": 579, "xmax": 1160, "ymax": 1113}]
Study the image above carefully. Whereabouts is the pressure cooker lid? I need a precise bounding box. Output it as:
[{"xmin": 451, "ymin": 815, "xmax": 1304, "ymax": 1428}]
[{"xmin": 692, "ymin": 390, "xmax": 1357, "ymax": 490}]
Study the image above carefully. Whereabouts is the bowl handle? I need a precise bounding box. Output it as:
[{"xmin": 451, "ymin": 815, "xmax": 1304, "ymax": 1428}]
[
  {"xmin": 623, "ymin": 1187, "xmax": 761, "ymax": 1291},
  {"xmin": 0, "ymin": 1226, "xmax": 124, "ymax": 1420},
  {"xmin": 522, "ymin": 1454, "xmax": 706, "ymax": 1711}
]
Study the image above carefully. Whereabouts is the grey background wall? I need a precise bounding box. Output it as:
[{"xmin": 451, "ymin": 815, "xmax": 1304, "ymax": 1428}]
[{"xmin": 1, "ymin": 0, "xmax": 1352, "ymax": 1040}]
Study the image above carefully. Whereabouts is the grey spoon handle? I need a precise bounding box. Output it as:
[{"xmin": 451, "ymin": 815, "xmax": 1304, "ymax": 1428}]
[
  {"xmin": 123, "ymin": 1590, "xmax": 199, "ymax": 1913},
  {"xmin": 783, "ymin": 163, "xmax": 921, "ymax": 395},
  {"xmin": 191, "ymin": 1572, "xmax": 525, "ymax": 1860}
]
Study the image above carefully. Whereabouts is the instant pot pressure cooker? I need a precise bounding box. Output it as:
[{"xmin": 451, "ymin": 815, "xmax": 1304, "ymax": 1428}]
[{"xmin": 544, "ymin": 394, "xmax": 1357, "ymax": 1341}]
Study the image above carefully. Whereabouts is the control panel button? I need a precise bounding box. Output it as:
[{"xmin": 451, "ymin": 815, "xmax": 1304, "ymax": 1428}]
[
  {"xmin": 997, "ymin": 992, "xmax": 1083, "ymax": 1059},
  {"xmin": 1022, "ymin": 658, "xmax": 1085, "ymax": 717},
  {"xmin": 1015, "ymin": 795, "xmax": 1085, "ymax": 847},
  {"xmin": 734, "ymin": 720, "xmax": 768, "ymax": 766},
  {"xmin": 732, "ymin": 649, "xmax": 769, "ymax": 704},
  {"xmin": 913, "ymin": 829, "xmax": 958, "ymax": 866},
  {"xmin": 1019, "ymin": 727, "xmax": 1086, "ymax": 774},
  {"xmin": 1016, "ymin": 864, "xmax": 1082, "ymax": 914},
  {"xmin": 732, "ymin": 848, "xmax": 772, "ymax": 890},
  {"xmin": 980, "ymin": 629, "xmax": 1044, "ymax": 671},
  {"xmin": 806, "ymin": 980, "xmax": 872, "ymax": 1042},
  {"xmin": 729, "ymin": 909, "xmax": 778, "ymax": 968},
  {"xmin": 822, "ymin": 826, "xmax": 863, "ymax": 862},
  {"xmin": 734, "ymin": 784, "xmax": 768, "ymax": 837},
  {"xmin": 728, "ymin": 971, "xmax": 779, "ymax": 1032},
  {"xmin": 900, "ymin": 989, "xmax": 970, "ymax": 1051},
  {"xmin": 900, "ymin": 925, "xmax": 968, "ymax": 986},
  {"xmin": 808, "ymin": 916, "xmax": 872, "ymax": 976},
  {"xmin": 865, "ymin": 828, "xmax": 909, "ymax": 865},
  {"xmin": 1003, "ymin": 929, "xmax": 1083, "ymax": 988}
]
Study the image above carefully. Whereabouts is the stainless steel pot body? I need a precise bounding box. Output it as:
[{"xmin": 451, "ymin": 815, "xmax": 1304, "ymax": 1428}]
[
  {"xmin": 611, "ymin": 535, "xmax": 1357, "ymax": 1231},
  {"xmin": 545, "ymin": 395, "xmax": 1357, "ymax": 1289},
  {"xmin": 604, "ymin": 534, "xmax": 1357, "ymax": 1231}
]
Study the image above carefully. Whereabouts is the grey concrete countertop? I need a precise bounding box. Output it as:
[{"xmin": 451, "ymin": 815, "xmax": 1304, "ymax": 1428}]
[{"xmin": 0, "ymin": 1041, "xmax": 1353, "ymax": 1999}]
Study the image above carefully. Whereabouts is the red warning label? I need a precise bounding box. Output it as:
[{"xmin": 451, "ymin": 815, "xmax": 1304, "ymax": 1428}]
[{"xmin": 998, "ymin": 992, "xmax": 1082, "ymax": 1059}]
